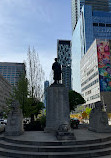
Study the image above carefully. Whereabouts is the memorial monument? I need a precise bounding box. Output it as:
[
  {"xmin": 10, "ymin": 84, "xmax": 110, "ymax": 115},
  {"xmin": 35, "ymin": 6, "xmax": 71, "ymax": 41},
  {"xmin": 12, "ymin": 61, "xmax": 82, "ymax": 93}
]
[
  {"xmin": 45, "ymin": 58, "xmax": 75, "ymax": 140},
  {"xmin": 5, "ymin": 100, "xmax": 24, "ymax": 136},
  {"xmin": 89, "ymin": 101, "xmax": 111, "ymax": 133}
]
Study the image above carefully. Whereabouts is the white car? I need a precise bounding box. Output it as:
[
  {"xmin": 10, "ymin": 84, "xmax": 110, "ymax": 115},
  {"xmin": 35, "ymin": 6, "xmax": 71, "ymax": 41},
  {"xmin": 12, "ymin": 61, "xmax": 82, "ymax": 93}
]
[{"xmin": 0, "ymin": 119, "xmax": 7, "ymax": 125}]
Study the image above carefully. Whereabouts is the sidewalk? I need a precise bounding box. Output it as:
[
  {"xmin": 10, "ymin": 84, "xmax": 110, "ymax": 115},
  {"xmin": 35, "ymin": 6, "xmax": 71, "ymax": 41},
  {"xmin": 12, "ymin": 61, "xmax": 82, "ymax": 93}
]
[{"xmin": 2, "ymin": 127, "xmax": 111, "ymax": 142}]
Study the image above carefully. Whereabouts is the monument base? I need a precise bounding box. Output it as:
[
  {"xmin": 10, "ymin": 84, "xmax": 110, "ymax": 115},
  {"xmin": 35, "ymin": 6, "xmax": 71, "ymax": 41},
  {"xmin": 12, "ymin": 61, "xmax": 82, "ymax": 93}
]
[
  {"xmin": 89, "ymin": 101, "xmax": 111, "ymax": 133},
  {"xmin": 5, "ymin": 100, "xmax": 24, "ymax": 136},
  {"xmin": 46, "ymin": 84, "xmax": 70, "ymax": 132},
  {"xmin": 56, "ymin": 131, "xmax": 75, "ymax": 140},
  {"xmin": 44, "ymin": 127, "xmax": 57, "ymax": 133},
  {"xmin": 56, "ymin": 123, "xmax": 76, "ymax": 140}
]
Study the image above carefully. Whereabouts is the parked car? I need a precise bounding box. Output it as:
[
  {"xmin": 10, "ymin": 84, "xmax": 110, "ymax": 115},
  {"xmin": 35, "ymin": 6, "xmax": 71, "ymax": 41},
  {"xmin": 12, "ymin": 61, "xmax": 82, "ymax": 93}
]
[
  {"xmin": 0, "ymin": 119, "xmax": 7, "ymax": 125},
  {"xmin": 23, "ymin": 118, "xmax": 30, "ymax": 124},
  {"xmin": 70, "ymin": 118, "xmax": 80, "ymax": 129}
]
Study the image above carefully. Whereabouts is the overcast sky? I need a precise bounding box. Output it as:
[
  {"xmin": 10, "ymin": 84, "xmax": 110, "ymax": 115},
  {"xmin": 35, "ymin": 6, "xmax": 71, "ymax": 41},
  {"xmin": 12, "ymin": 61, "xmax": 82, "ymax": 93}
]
[{"xmin": 0, "ymin": 0, "xmax": 72, "ymax": 81}]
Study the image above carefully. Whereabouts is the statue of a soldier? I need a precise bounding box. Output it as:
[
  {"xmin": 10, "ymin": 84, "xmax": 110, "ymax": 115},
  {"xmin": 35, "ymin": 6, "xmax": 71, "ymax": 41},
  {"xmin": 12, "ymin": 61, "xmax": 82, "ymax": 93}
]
[{"xmin": 52, "ymin": 58, "xmax": 61, "ymax": 84}]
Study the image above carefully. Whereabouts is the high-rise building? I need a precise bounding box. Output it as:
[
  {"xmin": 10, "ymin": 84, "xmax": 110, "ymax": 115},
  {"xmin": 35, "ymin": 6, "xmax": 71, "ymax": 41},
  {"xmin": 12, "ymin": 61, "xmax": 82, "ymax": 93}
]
[
  {"xmin": 57, "ymin": 40, "xmax": 72, "ymax": 89},
  {"xmin": 71, "ymin": 0, "xmax": 80, "ymax": 32},
  {"xmin": 72, "ymin": 0, "xmax": 110, "ymax": 32},
  {"xmin": 0, "ymin": 73, "xmax": 12, "ymax": 113},
  {"xmin": 0, "ymin": 62, "xmax": 25, "ymax": 87},
  {"xmin": 80, "ymin": 39, "xmax": 111, "ymax": 112},
  {"xmin": 71, "ymin": 0, "xmax": 111, "ymax": 92},
  {"xmin": 44, "ymin": 80, "xmax": 49, "ymax": 107},
  {"xmin": 72, "ymin": 0, "xmax": 111, "ymax": 57}
]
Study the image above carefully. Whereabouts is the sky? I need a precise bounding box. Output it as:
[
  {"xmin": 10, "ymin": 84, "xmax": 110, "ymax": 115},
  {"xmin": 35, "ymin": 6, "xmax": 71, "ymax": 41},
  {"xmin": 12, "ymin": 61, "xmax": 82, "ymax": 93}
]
[{"xmin": 0, "ymin": 0, "xmax": 72, "ymax": 81}]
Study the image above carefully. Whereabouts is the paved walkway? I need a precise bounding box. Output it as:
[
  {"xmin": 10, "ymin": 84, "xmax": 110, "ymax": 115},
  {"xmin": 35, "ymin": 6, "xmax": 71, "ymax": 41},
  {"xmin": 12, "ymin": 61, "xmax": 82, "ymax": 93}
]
[{"xmin": 1, "ymin": 127, "xmax": 111, "ymax": 142}]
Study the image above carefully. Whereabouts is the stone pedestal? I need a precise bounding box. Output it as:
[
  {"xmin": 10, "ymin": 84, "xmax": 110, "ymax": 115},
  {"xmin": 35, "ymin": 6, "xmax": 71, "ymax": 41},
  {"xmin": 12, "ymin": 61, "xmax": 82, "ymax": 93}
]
[
  {"xmin": 88, "ymin": 101, "xmax": 111, "ymax": 133},
  {"xmin": 5, "ymin": 100, "xmax": 24, "ymax": 136},
  {"xmin": 45, "ymin": 84, "xmax": 70, "ymax": 132},
  {"xmin": 56, "ymin": 123, "xmax": 76, "ymax": 140}
]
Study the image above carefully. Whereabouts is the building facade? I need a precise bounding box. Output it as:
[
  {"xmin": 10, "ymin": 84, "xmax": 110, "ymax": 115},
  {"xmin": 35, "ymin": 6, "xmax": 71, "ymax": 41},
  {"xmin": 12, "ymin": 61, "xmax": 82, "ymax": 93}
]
[
  {"xmin": 80, "ymin": 39, "xmax": 111, "ymax": 112},
  {"xmin": 0, "ymin": 73, "xmax": 12, "ymax": 113},
  {"xmin": 44, "ymin": 80, "xmax": 49, "ymax": 107},
  {"xmin": 71, "ymin": 0, "xmax": 110, "ymax": 32},
  {"xmin": 57, "ymin": 40, "xmax": 72, "ymax": 89},
  {"xmin": 71, "ymin": 0, "xmax": 111, "ymax": 92},
  {"xmin": 0, "ymin": 62, "xmax": 25, "ymax": 87},
  {"xmin": 71, "ymin": 0, "xmax": 80, "ymax": 32}
]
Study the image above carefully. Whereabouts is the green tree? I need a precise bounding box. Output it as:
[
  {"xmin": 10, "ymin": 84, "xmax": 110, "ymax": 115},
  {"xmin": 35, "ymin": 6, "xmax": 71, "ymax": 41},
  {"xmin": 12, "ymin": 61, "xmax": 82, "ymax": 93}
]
[
  {"xmin": 14, "ymin": 73, "xmax": 29, "ymax": 116},
  {"xmin": 26, "ymin": 47, "xmax": 45, "ymax": 122},
  {"xmin": 82, "ymin": 111, "xmax": 87, "ymax": 119},
  {"xmin": 69, "ymin": 90, "xmax": 86, "ymax": 111},
  {"xmin": 85, "ymin": 107, "xmax": 92, "ymax": 116},
  {"xmin": 6, "ymin": 73, "xmax": 29, "ymax": 117},
  {"xmin": 24, "ymin": 98, "xmax": 45, "ymax": 118}
]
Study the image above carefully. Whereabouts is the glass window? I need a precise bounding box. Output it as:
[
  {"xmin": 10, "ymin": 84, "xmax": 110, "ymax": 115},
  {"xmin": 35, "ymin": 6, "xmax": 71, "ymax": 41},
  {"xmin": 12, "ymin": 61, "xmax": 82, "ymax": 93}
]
[
  {"xmin": 106, "ymin": 24, "xmax": 111, "ymax": 27},
  {"xmin": 99, "ymin": 23, "xmax": 105, "ymax": 27},
  {"xmin": 93, "ymin": 23, "xmax": 98, "ymax": 26}
]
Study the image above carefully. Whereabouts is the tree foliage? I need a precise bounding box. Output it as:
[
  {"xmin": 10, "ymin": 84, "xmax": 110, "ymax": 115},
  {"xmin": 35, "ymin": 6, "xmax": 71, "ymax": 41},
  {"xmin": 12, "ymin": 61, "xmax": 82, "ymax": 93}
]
[
  {"xmin": 6, "ymin": 48, "xmax": 45, "ymax": 120},
  {"xmin": 6, "ymin": 73, "xmax": 29, "ymax": 116},
  {"xmin": 69, "ymin": 90, "xmax": 86, "ymax": 111},
  {"xmin": 85, "ymin": 107, "xmax": 92, "ymax": 115},
  {"xmin": 14, "ymin": 73, "xmax": 29, "ymax": 115},
  {"xmin": 27, "ymin": 47, "xmax": 45, "ymax": 100},
  {"xmin": 26, "ymin": 47, "xmax": 45, "ymax": 121},
  {"xmin": 24, "ymin": 98, "xmax": 45, "ymax": 118},
  {"xmin": 82, "ymin": 111, "xmax": 87, "ymax": 119}
]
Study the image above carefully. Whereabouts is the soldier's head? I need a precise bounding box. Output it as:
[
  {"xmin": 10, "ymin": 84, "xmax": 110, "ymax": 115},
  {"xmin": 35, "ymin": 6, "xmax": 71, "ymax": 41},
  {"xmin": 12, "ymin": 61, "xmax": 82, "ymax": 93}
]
[{"xmin": 55, "ymin": 58, "xmax": 58, "ymax": 62}]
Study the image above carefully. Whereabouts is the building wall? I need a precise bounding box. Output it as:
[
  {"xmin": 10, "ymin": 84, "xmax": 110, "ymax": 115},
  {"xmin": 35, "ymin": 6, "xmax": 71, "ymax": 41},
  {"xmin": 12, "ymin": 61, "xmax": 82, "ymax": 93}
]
[
  {"xmin": 71, "ymin": 1, "xmax": 111, "ymax": 92},
  {"xmin": 80, "ymin": 39, "xmax": 111, "ymax": 112},
  {"xmin": 71, "ymin": 0, "xmax": 110, "ymax": 33},
  {"xmin": 72, "ymin": 19, "xmax": 81, "ymax": 92},
  {"xmin": 81, "ymin": 5, "xmax": 111, "ymax": 56},
  {"xmin": 57, "ymin": 40, "xmax": 72, "ymax": 89},
  {"xmin": 84, "ymin": 0, "xmax": 110, "ymax": 11},
  {"xmin": 0, "ymin": 62, "xmax": 25, "ymax": 87},
  {"xmin": 62, "ymin": 66, "xmax": 71, "ymax": 90},
  {"xmin": 0, "ymin": 73, "xmax": 12, "ymax": 112},
  {"xmin": 44, "ymin": 81, "xmax": 49, "ymax": 107},
  {"xmin": 71, "ymin": 0, "xmax": 80, "ymax": 32},
  {"xmin": 81, "ymin": 40, "xmax": 100, "ymax": 106},
  {"xmin": 93, "ymin": 11, "xmax": 111, "ymax": 40}
]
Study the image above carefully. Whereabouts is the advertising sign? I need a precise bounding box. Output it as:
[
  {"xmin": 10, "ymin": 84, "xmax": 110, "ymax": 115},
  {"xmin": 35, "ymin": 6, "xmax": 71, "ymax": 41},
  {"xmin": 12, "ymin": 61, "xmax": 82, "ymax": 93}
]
[{"xmin": 97, "ymin": 40, "xmax": 111, "ymax": 91}]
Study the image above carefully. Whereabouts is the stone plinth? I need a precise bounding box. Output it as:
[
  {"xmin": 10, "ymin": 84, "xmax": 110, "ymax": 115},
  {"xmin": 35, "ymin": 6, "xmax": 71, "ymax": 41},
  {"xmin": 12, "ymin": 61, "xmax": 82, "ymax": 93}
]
[
  {"xmin": 88, "ymin": 101, "xmax": 111, "ymax": 133},
  {"xmin": 56, "ymin": 123, "xmax": 75, "ymax": 140},
  {"xmin": 45, "ymin": 84, "xmax": 70, "ymax": 132},
  {"xmin": 5, "ymin": 100, "xmax": 24, "ymax": 136}
]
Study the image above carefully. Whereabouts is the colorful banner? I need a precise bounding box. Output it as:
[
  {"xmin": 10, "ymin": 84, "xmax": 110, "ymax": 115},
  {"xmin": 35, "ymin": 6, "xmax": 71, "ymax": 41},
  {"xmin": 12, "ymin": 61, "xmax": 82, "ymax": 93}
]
[{"xmin": 97, "ymin": 40, "xmax": 111, "ymax": 91}]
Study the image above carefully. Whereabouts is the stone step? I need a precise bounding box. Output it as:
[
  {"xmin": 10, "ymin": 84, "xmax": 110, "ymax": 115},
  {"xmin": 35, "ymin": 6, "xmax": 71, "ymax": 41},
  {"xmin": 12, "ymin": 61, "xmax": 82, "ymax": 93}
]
[
  {"xmin": 0, "ymin": 139, "xmax": 111, "ymax": 152},
  {"xmin": 2, "ymin": 135, "xmax": 111, "ymax": 146},
  {"xmin": 0, "ymin": 155, "xmax": 111, "ymax": 158},
  {"xmin": 0, "ymin": 146, "xmax": 111, "ymax": 158}
]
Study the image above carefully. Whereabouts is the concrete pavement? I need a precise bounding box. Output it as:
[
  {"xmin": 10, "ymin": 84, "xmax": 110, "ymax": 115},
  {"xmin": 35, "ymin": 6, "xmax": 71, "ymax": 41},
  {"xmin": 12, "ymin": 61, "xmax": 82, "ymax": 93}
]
[{"xmin": 2, "ymin": 127, "xmax": 111, "ymax": 143}]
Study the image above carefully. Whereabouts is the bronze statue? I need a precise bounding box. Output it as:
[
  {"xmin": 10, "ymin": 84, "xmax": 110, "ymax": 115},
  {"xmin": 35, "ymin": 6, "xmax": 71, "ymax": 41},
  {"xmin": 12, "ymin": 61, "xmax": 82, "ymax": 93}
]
[{"xmin": 52, "ymin": 58, "xmax": 61, "ymax": 84}]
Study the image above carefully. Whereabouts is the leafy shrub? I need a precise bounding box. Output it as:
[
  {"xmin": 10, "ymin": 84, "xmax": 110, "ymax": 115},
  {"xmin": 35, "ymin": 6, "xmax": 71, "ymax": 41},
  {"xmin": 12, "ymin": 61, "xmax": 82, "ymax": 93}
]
[
  {"xmin": 24, "ymin": 121, "xmax": 43, "ymax": 131},
  {"xmin": 40, "ymin": 115, "xmax": 46, "ymax": 129}
]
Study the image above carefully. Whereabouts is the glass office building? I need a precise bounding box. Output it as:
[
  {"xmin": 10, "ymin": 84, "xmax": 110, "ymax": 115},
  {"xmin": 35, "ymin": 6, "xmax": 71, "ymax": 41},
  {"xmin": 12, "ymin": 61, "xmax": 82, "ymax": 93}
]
[
  {"xmin": 0, "ymin": 73, "xmax": 12, "ymax": 113},
  {"xmin": 71, "ymin": 0, "xmax": 111, "ymax": 32},
  {"xmin": 0, "ymin": 62, "xmax": 25, "ymax": 87},
  {"xmin": 71, "ymin": 0, "xmax": 111, "ymax": 92}
]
